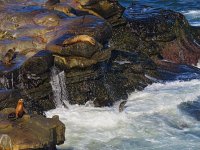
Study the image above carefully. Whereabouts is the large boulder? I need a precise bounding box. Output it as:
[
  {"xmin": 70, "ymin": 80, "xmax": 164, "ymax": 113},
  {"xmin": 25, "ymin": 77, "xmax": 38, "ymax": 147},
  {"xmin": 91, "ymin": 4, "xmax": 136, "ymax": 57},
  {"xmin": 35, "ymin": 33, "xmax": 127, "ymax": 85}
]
[
  {"xmin": 111, "ymin": 4, "xmax": 200, "ymax": 65},
  {"xmin": 1, "ymin": 0, "xmax": 200, "ymax": 112},
  {"xmin": 63, "ymin": 50, "xmax": 157, "ymax": 106},
  {"xmin": 80, "ymin": 0, "xmax": 126, "ymax": 26},
  {"xmin": 0, "ymin": 50, "xmax": 55, "ymax": 114},
  {"xmin": 0, "ymin": 108, "xmax": 65, "ymax": 150}
]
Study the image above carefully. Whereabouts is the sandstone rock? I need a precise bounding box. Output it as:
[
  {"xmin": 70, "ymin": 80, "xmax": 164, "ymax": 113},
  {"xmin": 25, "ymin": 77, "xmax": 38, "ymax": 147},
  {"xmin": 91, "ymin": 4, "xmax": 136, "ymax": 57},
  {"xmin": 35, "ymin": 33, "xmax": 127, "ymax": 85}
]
[{"xmin": 0, "ymin": 108, "xmax": 65, "ymax": 150}]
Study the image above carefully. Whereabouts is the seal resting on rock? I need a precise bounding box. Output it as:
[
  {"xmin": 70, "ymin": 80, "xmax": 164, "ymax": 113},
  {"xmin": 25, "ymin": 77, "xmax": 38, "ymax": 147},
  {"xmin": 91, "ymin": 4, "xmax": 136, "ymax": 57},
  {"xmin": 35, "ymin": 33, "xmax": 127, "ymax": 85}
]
[
  {"xmin": 2, "ymin": 48, "xmax": 15, "ymax": 65},
  {"xmin": 46, "ymin": 35, "xmax": 96, "ymax": 54},
  {"xmin": 45, "ymin": 0, "xmax": 60, "ymax": 7},
  {"xmin": 63, "ymin": 35, "xmax": 96, "ymax": 46},
  {"xmin": 15, "ymin": 99, "xmax": 26, "ymax": 118}
]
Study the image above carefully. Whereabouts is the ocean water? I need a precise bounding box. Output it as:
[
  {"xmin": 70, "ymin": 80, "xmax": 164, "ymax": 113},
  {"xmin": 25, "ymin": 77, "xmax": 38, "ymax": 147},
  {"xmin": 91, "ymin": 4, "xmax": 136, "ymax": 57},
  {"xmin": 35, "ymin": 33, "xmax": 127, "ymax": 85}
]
[
  {"xmin": 46, "ymin": 79, "xmax": 200, "ymax": 150},
  {"xmin": 46, "ymin": 1, "xmax": 200, "ymax": 150}
]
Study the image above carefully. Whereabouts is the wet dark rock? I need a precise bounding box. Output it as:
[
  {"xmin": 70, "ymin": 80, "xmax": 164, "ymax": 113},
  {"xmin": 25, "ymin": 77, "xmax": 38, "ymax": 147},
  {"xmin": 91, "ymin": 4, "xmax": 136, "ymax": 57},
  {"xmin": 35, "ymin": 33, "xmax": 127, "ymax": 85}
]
[
  {"xmin": 22, "ymin": 50, "xmax": 54, "ymax": 75},
  {"xmin": 191, "ymin": 26, "xmax": 200, "ymax": 45},
  {"xmin": 111, "ymin": 4, "xmax": 200, "ymax": 65},
  {"xmin": 80, "ymin": 0, "xmax": 126, "ymax": 26},
  {"xmin": 0, "ymin": 51, "xmax": 55, "ymax": 114},
  {"xmin": 0, "ymin": 0, "xmax": 200, "ymax": 113},
  {"xmin": 0, "ymin": 89, "xmax": 22, "ymax": 110},
  {"xmin": 156, "ymin": 61, "xmax": 200, "ymax": 81},
  {"xmin": 64, "ymin": 50, "xmax": 155, "ymax": 106}
]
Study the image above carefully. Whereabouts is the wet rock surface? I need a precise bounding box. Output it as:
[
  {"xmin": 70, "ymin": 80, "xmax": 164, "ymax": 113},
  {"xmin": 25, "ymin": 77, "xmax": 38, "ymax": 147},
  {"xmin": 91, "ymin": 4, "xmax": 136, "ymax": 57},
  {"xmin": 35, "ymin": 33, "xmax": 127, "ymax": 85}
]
[
  {"xmin": 112, "ymin": 3, "xmax": 200, "ymax": 65},
  {"xmin": 0, "ymin": 108, "xmax": 65, "ymax": 150},
  {"xmin": 0, "ymin": 0, "xmax": 200, "ymax": 113}
]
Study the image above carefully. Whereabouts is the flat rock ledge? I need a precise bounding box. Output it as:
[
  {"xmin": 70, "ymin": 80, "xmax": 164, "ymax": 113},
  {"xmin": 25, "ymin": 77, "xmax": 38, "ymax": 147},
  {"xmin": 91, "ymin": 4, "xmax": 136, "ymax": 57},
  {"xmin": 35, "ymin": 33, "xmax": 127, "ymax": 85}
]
[{"xmin": 0, "ymin": 108, "xmax": 65, "ymax": 150}]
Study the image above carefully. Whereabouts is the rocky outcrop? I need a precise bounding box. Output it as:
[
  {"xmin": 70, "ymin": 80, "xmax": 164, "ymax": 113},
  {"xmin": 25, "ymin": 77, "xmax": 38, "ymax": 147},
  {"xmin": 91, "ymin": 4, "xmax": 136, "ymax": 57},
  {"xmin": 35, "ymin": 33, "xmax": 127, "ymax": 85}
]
[
  {"xmin": 0, "ymin": 0, "xmax": 200, "ymax": 112},
  {"xmin": 64, "ymin": 49, "xmax": 157, "ymax": 106},
  {"xmin": 111, "ymin": 4, "xmax": 200, "ymax": 65},
  {"xmin": 0, "ymin": 0, "xmax": 113, "ymax": 111},
  {"xmin": 192, "ymin": 26, "xmax": 200, "ymax": 45},
  {"xmin": 0, "ymin": 108, "xmax": 65, "ymax": 150}
]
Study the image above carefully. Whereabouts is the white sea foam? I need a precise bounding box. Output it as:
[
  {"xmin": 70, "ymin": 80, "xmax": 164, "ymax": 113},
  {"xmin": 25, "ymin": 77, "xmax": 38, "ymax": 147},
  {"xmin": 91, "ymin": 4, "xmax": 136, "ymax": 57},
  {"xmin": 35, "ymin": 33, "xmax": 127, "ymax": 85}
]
[
  {"xmin": 181, "ymin": 10, "xmax": 200, "ymax": 26},
  {"xmin": 46, "ymin": 79, "xmax": 200, "ymax": 150},
  {"xmin": 196, "ymin": 59, "xmax": 200, "ymax": 69}
]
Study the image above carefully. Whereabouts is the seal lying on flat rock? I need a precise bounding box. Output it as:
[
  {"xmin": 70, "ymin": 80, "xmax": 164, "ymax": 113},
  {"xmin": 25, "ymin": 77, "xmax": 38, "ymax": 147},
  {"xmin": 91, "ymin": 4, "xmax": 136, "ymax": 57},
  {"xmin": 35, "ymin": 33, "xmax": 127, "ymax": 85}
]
[
  {"xmin": 45, "ymin": 0, "xmax": 60, "ymax": 7},
  {"xmin": 63, "ymin": 35, "xmax": 96, "ymax": 46},
  {"xmin": 46, "ymin": 35, "xmax": 97, "ymax": 55}
]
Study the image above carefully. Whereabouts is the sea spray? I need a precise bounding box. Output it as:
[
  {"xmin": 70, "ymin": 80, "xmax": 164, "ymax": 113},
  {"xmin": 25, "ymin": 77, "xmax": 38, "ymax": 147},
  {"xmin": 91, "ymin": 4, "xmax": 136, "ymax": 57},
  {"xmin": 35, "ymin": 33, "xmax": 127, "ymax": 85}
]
[
  {"xmin": 46, "ymin": 79, "xmax": 200, "ymax": 150},
  {"xmin": 50, "ymin": 66, "xmax": 69, "ymax": 108}
]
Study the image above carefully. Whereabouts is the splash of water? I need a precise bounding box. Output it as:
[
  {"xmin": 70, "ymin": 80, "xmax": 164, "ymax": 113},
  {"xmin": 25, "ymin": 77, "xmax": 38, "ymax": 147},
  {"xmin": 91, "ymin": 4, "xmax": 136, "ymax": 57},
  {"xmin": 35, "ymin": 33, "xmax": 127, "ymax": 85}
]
[
  {"xmin": 46, "ymin": 79, "xmax": 200, "ymax": 150},
  {"xmin": 50, "ymin": 66, "xmax": 69, "ymax": 108}
]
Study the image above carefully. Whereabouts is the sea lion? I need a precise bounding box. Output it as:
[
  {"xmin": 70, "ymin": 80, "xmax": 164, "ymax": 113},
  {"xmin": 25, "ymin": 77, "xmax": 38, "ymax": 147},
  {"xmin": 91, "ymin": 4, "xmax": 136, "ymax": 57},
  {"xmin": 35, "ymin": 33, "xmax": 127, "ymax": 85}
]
[
  {"xmin": 54, "ymin": 55, "xmax": 97, "ymax": 69},
  {"xmin": 2, "ymin": 48, "xmax": 15, "ymax": 65},
  {"xmin": 53, "ymin": 3, "xmax": 76, "ymax": 17},
  {"xmin": 119, "ymin": 100, "xmax": 127, "ymax": 112},
  {"xmin": 46, "ymin": 35, "xmax": 96, "ymax": 54},
  {"xmin": 71, "ymin": 0, "xmax": 103, "ymax": 18},
  {"xmin": 63, "ymin": 35, "xmax": 96, "ymax": 46},
  {"xmin": 45, "ymin": 0, "xmax": 60, "ymax": 7},
  {"xmin": 15, "ymin": 99, "xmax": 25, "ymax": 118}
]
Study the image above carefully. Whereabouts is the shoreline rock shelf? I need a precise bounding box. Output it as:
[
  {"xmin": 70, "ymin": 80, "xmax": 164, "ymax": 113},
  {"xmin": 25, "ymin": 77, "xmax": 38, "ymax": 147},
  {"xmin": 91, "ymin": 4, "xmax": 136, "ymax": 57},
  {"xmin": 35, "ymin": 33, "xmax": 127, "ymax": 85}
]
[{"xmin": 0, "ymin": 108, "xmax": 65, "ymax": 150}]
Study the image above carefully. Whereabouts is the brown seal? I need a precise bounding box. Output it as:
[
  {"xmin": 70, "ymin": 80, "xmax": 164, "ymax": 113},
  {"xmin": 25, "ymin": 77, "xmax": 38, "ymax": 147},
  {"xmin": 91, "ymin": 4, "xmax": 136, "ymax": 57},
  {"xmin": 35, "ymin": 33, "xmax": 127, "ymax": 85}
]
[
  {"xmin": 15, "ymin": 99, "xmax": 25, "ymax": 118},
  {"xmin": 45, "ymin": 0, "xmax": 60, "ymax": 7},
  {"xmin": 2, "ymin": 48, "xmax": 15, "ymax": 65},
  {"xmin": 119, "ymin": 100, "xmax": 127, "ymax": 112},
  {"xmin": 63, "ymin": 35, "xmax": 96, "ymax": 46}
]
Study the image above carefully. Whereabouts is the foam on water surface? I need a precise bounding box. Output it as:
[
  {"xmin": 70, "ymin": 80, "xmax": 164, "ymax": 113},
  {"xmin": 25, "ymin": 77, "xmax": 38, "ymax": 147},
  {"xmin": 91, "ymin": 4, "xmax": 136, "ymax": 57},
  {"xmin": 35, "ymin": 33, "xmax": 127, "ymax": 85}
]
[
  {"xmin": 181, "ymin": 10, "xmax": 200, "ymax": 26},
  {"xmin": 46, "ymin": 79, "xmax": 200, "ymax": 150},
  {"xmin": 46, "ymin": 1, "xmax": 200, "ymax": 149}
]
